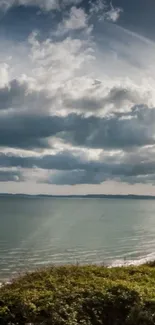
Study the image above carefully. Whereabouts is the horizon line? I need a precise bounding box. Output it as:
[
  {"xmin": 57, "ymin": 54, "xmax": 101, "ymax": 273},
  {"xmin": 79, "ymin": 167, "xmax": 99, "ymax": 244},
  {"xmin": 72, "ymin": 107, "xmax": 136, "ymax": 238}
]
[{"xmin": 0, "ymin": 193, "xmax": 155, "ymax": 199}]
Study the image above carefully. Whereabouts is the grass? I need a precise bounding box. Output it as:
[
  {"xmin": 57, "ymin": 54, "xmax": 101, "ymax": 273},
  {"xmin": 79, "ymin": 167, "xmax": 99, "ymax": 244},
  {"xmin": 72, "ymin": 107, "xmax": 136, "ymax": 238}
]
[{"xmin": 1, "ymin": 263, "xmax": 155, "ymax": 324}]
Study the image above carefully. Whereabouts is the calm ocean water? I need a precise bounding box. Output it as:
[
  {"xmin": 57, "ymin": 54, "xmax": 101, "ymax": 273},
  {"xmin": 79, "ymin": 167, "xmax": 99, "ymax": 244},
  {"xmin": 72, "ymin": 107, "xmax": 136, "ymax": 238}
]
[{"xmin": 0, "ymin": 197, "xmax": 155, "ymax": 280}]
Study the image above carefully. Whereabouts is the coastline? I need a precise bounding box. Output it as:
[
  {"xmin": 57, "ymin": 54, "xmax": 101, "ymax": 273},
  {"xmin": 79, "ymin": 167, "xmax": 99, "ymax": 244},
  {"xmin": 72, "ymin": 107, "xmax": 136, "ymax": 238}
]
[
  {"xmin": 1, "ymin": 254, "xmax": 155, "ymax": 284},
  {"xmin": 1, "ymin": 193, "xmax": 155, "ymax": 200}
]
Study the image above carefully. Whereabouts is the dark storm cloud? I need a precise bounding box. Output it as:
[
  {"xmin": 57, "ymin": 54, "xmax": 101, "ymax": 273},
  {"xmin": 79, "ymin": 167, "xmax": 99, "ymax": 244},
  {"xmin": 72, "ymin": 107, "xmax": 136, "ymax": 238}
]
[
  {"xmin": 0, "ymin": 151, "xmax": 90, "ymax": 170},
  {"xmin": 0, "ymin": 105, "xmax": 154, "ymax": 150},
  {"xmin": 0, "ymin": 113, "xmax": 61, "ymax": 149},
  {"xmin": 62, "ymin": 105, "xmax": 155, "ymax": 150},
  {"xmin": 44, "ymin": 159, "xmax": 155, "ymax": 185},
  {"xmin": 47, "ymin": 169, "xmax": 155, "ymax": 186},
  {"xmin": 0, "ymin": 79, "xmax": 50, "ymax": 111},
  {"xmin": 0, "ymin": 79, "xmax": 25, "ymax": 110},
  {"xmin": 45, "ymin": 151, "xmax": 155, "ymax": 185},
  {"xmin": 1, "ymin": 146, "xmax": 155, "ymax": 185}
]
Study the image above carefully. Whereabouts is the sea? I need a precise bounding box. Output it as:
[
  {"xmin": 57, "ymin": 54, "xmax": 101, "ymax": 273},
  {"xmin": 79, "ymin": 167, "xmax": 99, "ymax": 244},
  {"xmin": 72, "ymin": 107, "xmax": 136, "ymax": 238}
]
[{"xmin": 0, "ymin": 196, "xmax": 155, "ymax": 281}]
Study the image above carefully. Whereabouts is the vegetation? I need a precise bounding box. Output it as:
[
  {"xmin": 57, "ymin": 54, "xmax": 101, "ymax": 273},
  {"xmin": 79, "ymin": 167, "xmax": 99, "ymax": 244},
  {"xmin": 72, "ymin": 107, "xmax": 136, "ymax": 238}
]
[{"xmin": 1, "ymin": 263, "xmax": 155, "ymax": 324}]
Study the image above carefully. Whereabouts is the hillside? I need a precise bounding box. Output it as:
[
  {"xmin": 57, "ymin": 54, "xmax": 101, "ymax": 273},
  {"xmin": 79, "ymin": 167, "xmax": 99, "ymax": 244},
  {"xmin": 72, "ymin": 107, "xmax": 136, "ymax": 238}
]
[{"xmin": 0, "ymin": 264, "xmax": 155, "ymax": 324}]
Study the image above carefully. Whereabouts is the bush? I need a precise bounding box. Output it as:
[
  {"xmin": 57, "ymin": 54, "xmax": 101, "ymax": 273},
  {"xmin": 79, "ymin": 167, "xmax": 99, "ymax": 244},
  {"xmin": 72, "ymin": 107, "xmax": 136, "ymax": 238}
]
[{"xmin": 0, "ymin": 264, "xmax": 155, "ymax": 324}]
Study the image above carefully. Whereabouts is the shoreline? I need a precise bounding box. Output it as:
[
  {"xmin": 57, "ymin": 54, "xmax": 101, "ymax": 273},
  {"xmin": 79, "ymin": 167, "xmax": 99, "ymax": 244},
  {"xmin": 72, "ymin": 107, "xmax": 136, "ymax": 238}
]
[{"xmin": 1, "ymin": 255, "xmax": 155, "ymax": 284}]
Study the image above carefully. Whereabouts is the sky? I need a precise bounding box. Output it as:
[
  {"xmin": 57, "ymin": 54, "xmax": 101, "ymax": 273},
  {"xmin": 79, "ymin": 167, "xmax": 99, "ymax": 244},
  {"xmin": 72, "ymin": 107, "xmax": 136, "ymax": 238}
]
[{"xmin": 0, "ymin": 0, "xmax": 155, "ymax": 195}]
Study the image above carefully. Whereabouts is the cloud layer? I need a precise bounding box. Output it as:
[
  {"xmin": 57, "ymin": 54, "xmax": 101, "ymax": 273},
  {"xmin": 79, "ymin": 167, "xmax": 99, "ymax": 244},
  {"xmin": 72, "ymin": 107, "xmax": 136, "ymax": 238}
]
[
  {"xmin": 0, "ymin": 0, "xmax": 155, "ymax": 193},
  {"xmin": 0, "ymin": 0, "xmax": 82, "ymax": 11}
]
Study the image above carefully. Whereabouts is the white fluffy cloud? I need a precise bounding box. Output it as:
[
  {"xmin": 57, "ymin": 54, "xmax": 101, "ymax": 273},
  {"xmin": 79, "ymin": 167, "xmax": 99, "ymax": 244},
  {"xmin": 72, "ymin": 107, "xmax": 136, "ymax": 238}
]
[
  {"xmin": 59, "ymin": 7, "xmax": 89, "ymax": 32},
  {"xmin": 12, "ymin": 25, "xmax": 153, "ymax": 119},
  {"xmin": 105, "ymin": 7, "xmax": 122, "ymax": 22},
  {"xmin": 0, "ymin": 63, "xmax": 9, "ymax": 87},
  {"xmin": 27, "ymin": 31, "xmax": 95, "ymax": 105}
]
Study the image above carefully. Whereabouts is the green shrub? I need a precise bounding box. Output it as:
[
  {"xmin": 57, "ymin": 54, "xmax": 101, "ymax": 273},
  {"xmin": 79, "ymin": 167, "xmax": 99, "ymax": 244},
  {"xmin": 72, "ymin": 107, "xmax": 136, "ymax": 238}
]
[{"xmin": 0, "ymin": 264, "xmax": 155, "ymax": 324}]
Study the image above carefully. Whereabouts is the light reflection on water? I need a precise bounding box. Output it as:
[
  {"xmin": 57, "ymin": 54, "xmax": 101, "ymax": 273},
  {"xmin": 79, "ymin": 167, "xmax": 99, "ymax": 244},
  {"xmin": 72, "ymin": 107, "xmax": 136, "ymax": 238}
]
[{"xmin": 0, "ymin": 197, "xmax": 155, "ymax": 280}]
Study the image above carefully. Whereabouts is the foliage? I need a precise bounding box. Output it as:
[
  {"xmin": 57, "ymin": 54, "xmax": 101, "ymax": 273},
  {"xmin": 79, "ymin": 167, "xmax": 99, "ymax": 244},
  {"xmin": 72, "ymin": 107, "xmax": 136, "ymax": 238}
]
[{"xmin": 1, "ymin": 264, "xmax": 155, "ymax": 324}]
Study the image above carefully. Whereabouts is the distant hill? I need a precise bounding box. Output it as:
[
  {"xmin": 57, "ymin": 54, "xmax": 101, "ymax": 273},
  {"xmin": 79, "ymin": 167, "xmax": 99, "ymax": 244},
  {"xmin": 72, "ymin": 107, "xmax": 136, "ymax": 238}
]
[{"xmin": 0, "ymin": 193, "xmax": 155, "ymax": 200}]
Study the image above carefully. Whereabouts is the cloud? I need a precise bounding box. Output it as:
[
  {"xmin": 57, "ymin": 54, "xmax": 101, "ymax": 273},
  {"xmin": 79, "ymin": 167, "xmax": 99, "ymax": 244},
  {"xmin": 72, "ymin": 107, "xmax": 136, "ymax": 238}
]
[
  {"xmin": 28, "ymin": 32, "xmax": 95, "ymax": 93},
  {"xmin": 0, "ymin": 113, "xmax": 61, "ymax": 149},
  {"xmin": 57, "ymin": 6, "xmax": 89, "ymax": 34},
  {"xmin": 0, "ymin": 70, "xmax": 151, "ymax": 117},
  {"xmin": 89, "ymin": 0, "xmax": 122, "ymax": 22},
  {"xmin": 62, "ymin": 83, "xmax": 152, "ymax": 113},
  {"xmin": 41, "ymin": 148, "xmax": 155, "ymax": 185},
  {"xmin": 25, "ymin": 32, "xmax": 151, "ymax": 116},
  {"xmin": 61, "ymin": 106, "xmax": 155, "ymax": 150},
  {"xmin": 0, "ymin": 105, "xmax": 154, "ymax": 150},
  {"xmin": 0, "ymin": 79, "xmax": 51, "ymax": 112},
  {"xmin": 1, "ymin": 140, "xmax": 155, "ymax": 185},
  {"xmin": 47, "ymin": 170, "xmax": 105, "ymax": 185},
  {"xmin": 0, "ymin": 169, "xmax": 23, "ymax": 182},
  {"xmin": 0, "ymin": 13, "xmax": 131, "ymax": 118},
  {"xmin": 0, "ymin": 150, "xmax": 89, "ymax": 170},
  {"xmin": 0, "ymin": 143, "xmax": 155, "ymax": 185},
  {"xmin": 104, "ymin": 6, "xmax": 122, "ymax": 23},
  {"xmin": 1, "ymin": 0, "xmax": 155, "ymax": 191},
  {"xmin": 0, "ymin": 63, "xmax": 9, "ymax": 88},
  {"xmin": 0, "ymin": 0, "xmax": 122, "ymax": 24},
  {"xmin": 0, "ymin": 0, "xmax": 82, "ymax": 11}
]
